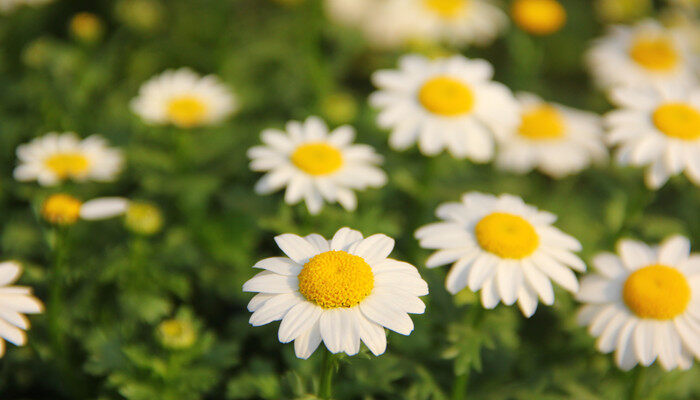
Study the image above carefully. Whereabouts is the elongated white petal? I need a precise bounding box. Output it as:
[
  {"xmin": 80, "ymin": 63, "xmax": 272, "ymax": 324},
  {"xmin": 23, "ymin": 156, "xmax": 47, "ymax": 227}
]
[{"xmin": 79, "ymin": 197, "xmax": 130, "ymax": 220}]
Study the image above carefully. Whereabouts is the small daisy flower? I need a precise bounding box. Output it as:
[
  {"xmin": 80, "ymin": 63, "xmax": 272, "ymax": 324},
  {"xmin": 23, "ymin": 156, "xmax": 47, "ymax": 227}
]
[
  {"xmin": 41, "ymin": 195, "xmax": 130, "ymax": 226},
  {"xmin": 0, "ymin": 0, "xmax": 52, "ymax": 13},
  {"xmin": 130, "ymin": 68, "xmax": 237, "ymax": 128},
  {"xmin": 494, "ymin": 93, "xmax": 607, "ymax": 178},
  {"xmin": 511, "ymin": 0, "xmax": 567, "ymax": 36},
  {"xmin": 606, "ymin": 83, "xmax": 700, "ymax": 189},
  {"xmin": 370, "ymin": 54, "xmax": 519, "ymax": 161},
  {"xmin": 243, "ymin": 227, "xmax": 428, "ymax": 359},
  {"xmin": 0, "ymin": 261, "xmax": 43, "ymax": 358},
  {"xmin": 14, "ymin": 132, "xmax": 123, "ymax": 186},
  {"xmin": 586, "ymin": 20, "xmax": 697, "ymax": 90},
  {"xmin": 415, "ymin": 192, "xmax": 584, "ymax": 317},
  {"xmin": 248, "ymin": 117, "xmax": 387, "ymax": 215},
  {"xmin": 577, "ymin": 236, "xmax": 700, "ymax": 370}
]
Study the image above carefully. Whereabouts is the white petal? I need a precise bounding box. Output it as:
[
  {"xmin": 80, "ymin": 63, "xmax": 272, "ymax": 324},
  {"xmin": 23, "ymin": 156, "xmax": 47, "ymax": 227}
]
[
  {"xmin": 618, "ymin": 239, "xmax": 655, "ymax": 270},
  {"xmin": 330, "ymin": 227, "xmax": 363, "ymax": 251},
  {"xmin": 615, "ymin": 320, "xmax": 639, "ymax": 371},
  {"xmin": 79, "ymin": 197, "xmax": 130, "ymax": 220},
  {"xmin": 445, "ymin": 256, "xmax": 476, "ymax": 294},
  {"xmin": 634, "ymin": 321, "xmax": 656, "ymax": 366},
  {"xmin": 468, "ymin": 254, "xmax": 497, "ymax": 291},
  {"xmin": 496, "ymin": 261, "xmax": 522, "ymax": 306},
  {"xmin": 247, "ymin": 293, "xmax": 275, "ymax": 312},
  {"xmin": 0, "ymin": 319, "xmax": 26, "ymax": 346},
  {"xmin": 577, "ymin": 275, "xmax": 622, "ymax": 303},
  {"xmin": 592, "ymin": 253, "xmax": 626, "ymax": 278},
  {"xmin": 354, "ymin": 308, "xmax": 387, "ymax": 356},
  {"xmin": 305, "ymin": 234, "xmax": 330, "ymax": 253},
  {"xmin": 278, "ymin": 302, "xmax": 322, "ymax": 343},
  {"xmin": 0, "ymin": 263, "xmax": 22, "ymax": 286},
  {"xmin": 655, "ymin": 322, "xmax": 681, "ymax": 370},
  {"xmin": 249, "ymin": 292, "xmax": 303, "ymax": 326},
  {"xmin": 253, "ymin": 257, "xmax": 302, "ymax": 276},
  {"xmin": 294, "ymin": 320, "xmax": 322, "ymax": 359},
  {"xmin": 674, "ymin": 316, "xmax": 700, "ymax": 359},
  {"xmin": 522, "ymin": 260, "xmax": 554, "ymax": 305},
  {"xmin": 480, "ymin": 277, "xmax": 500, "ymax": 309},
  {"xmin": 242, "ymin": 272, "xmax": 298, "ymax": 294},
  {"xmin": 425, "ymin": 248, "xmax": 471, "ymax": 268},
  {"xmin": 359, "ymin": 295, "xmax": 413, "ymax": 335},
  {"xmin": 374, "ymin": 272, "xmax": 429, "ymax": 297},
  {"xmin": 517, "ymin": 285, "xmax": 538, "ymax": 318},
  {"xmin": 274, "ymin": 234, "xmax": 319, "ymax": 264},
  {"xmin": 350, "ymin": 234, "xmax": 395, "ymax": 264},
  {"xmin": 597, "ymin": 312, "xmax": 629, "ymax": 353},
  {"xmin": 658, "ymin": 236, "xmax": 690, "ymax": 266},
  {"xmin": 531, "ymin": 253, "xmax": 579, "ymax": 292}
]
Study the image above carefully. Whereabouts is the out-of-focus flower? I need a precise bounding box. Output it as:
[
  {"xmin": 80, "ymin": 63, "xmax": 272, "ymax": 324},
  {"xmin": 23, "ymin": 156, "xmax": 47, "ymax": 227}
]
[
  {"xmin": 416, "ymin": 192, "xmax": 584, "ymax": 317},
  {"xmin": 661, "ymin": 7, "xmax": 700, "ymax": 56},
  {"xmin": 114, "ymin": 0, "xmax": 164, "ymax": 33},
  {"xmin": 124, "ymin": 202, "xmax": 163, "ymax": 235},
  {"xmin": 131, "ymin": 68, "xmax": 237, "ymax": 128},
  {"xmin": 605, "ymin": 83, "xmax": 700, "ymax": 189},
  {"xmin": 594, "ymin": 0, "xmax": 651, "ymax": 23},
  {"xmin": 41, "ymin": 194, "xmax": 83, "ymax": 226},
  {"xmin": 248, "ymin": 117, "xmax": 386, "ymax": 215},
  {"xmin": 511, "ymin": 0, "xmax": 566, "ymax": 35},
  {"xmin": 577, "ymin": 236, "xmax": 700, "ymax": 370},
  {"xmin": 586, "ymin": 20, "xmax": 697, "ymax": 91},
  {"xmin": 157, "ymin": 317, "xmax": 196, "ymax": 349},
  {"xmin": 494, "ymin": 93, "xmax": 607, "ymax": 178},
  {"xmin": 0, "ymin": 261, "xmax": 43, "ymax": 358},
  {"xmin": 243, "ymin": 227, "xmax": 428, "ymax": 359},
  {"xmin": 21, "ymin": 37, "xmax": 54, "ymax": 69},
  {"xmin": 370, "ymin": 54, "xmax": 519, "ymax": 161},
  {"xmin": 321, "ymin": 92, "xmax": 358, "ymax": 125},
  {"xmin": 69, "ymin": 12, "xmax": 104, "ymax": 44},
  {"xmin": 0, "ymin": 0, "xmax": 52, "ymax": 14},
  {"xmin": 14, "ymin": 132, "xmax": 124, "ymax": 186}
]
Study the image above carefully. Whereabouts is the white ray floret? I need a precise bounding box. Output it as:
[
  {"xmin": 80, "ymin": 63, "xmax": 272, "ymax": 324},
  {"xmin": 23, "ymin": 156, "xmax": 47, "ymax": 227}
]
[{"xmin": 0, "ymin": 261, "xmax": 43, "ymax": 357}]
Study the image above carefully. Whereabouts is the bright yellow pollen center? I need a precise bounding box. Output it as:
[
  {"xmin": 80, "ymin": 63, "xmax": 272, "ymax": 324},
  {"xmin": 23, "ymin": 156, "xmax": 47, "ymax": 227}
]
[
  {"xmin": 518, "ymin": 105, "xmax": 566, "ymax": 140},
  {"xmin": 291, "ymin": 143, "xmax": 343, "ymax": 176},
  {"xmin": 475, "ymin": 212, "xmax": 539, "ymax": 259},
  {"xmin": 44, "ymin": 153, "xmax": 90, "ymax": 179},
  {"xmin": 512, "ymin": 0, "xmax": 567, "ymax": 36},
  {"xmin": 418, "ymin": 76, "xmax": 474, "ymax": 117},
  {"xmin": 297, "ymin": 250, "xmax": 374, "ymax": 309},
  {"xmin": 166, "ymin": 96, "xmax": 208, "ymax": 128},
  {"xmin": 41, "ymin": 194, "xmax": 82, "ymax": 225},
  {"xmin": 424, "ymin": 0, "xmax": 466, "ymax": 18},
  {"xmin": 629, "ymin": 36, "xmax": 679, "ymax": 72},
  {"xmin": 652, "ymin": 103, "xmax": 700, "ymax": 141},
  {"xmin": 622, "ymin": 264, "xmax": 690, "ymax": 320}
]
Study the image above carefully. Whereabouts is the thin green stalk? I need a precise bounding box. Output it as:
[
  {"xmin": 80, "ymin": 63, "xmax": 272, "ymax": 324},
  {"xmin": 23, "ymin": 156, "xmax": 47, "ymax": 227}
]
[
  {"xmin": 451, "ymin": 370, "xmax": 470, "ymax": 400},
  {"xmin": 627, "ymin": 367, "xmax": 643, "ymax": 400},
  {"xmin": 318, "ymin": 350, "xmax": 336, "ymax": 399},
  {"xmin": 48, "ymin": 227, "xmax": 67, "ymax": 359}
]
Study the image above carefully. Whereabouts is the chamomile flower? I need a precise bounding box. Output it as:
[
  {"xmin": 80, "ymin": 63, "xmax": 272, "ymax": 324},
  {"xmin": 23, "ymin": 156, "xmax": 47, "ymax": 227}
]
[
  {"xmin": 248, "ymin": 117, "xmax": 387, "ymax": 215},
  {"xmin": 243, "ymin": 227, "xmax": 428, "ymax": 358},
  {"xmin": 41, "ymin": 195, "xmax": 130, "ymax": 226},
  {"xmin": 130, "ymin": 68, "xmax": 236, "ymax": 128},
  {"xmin": 577, "ymin": 236, "xmax": 700, "ymax": 370},
  {"xmin": 370, "ymin": 54, "xmax": 519, "ymax": 161},
  {"xmin": 586, "ymin": 20, "xmax": 697, "ymax": 91},
  {"xmin": 0, "ymin": 0, "xmax": 52, "ymax": 13},
  {"xmin": 494, "ymin": 93, "xmax": 607, "ymax": 178},
  {"xmin": 415, "ymin": 192, "xmax": 584, "ymax": 317},
  {"xmin": 0, "ymin": 261, "xmax": 43, "ymax": 358},
  {"xmin": 511, "ymin": 0, "xmax": 566, "ymax": 36},
  {"xmin": 606, "ymin": 83, "xmax": 700, "ymax": 189},
  {"xmin": 14, "ymin": 132, "xmax": 123, "ymax": 186}
]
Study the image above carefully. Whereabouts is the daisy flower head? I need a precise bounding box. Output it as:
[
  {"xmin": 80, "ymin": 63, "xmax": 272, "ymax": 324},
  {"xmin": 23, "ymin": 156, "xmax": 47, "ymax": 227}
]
[
  {"xmin": 14, "ymin": 132, "xmax": 123, "ymax": 186},
  {"xmin": 494, "ymin": 92, "xmax": 608, "ymax": 178},
  {"xmin": 248, "ymin": 117, "xmax": 387, "ymax": 215},
  {"xmin": 415, "ymin": 192, "xmax": 585, "ymax": 317},
  {"xmin": 586, "ymin": 20, "xmax": 697, "ymax": 91},
  {"xmin": 242, "ymin": 227, "xmax": 428, "ymax": 359},
  {"xmin": 130, "ymin": 68, "xmax": 237, "ymax": 128},
  {"xmin": 606, "ymin": 83, "xmax": 700, "ymax": 189},
  {"xmin": 370, "ymin": 54, "xmax": 519, "ymax": 161},
  {"xmin": 577, "ymin": 236, "xmax": 700, "ymax": 370},
  {"xmin": 0, "ymin": 261, "xmax": 43, "ymax": 358},
  {"xmin": 41, "ymin": 195, "xmax": 129, "ymax": 226}
]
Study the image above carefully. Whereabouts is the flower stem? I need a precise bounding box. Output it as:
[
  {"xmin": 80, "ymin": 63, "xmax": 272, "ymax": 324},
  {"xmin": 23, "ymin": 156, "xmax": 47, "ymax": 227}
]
[
  {"xmin": 627, "ymin": 367, "xmax": 643, "ymax": 400},
  {"xmin": 451, "ymin": 370, "xmax": 470, "ymax": 400},
  {"xmin": 48, "ymin": 227, "xmax": 67, "ymax": 359},
  {"xmin": 318, "ymin": 350, "xmax": 336, "ymax": 399}
]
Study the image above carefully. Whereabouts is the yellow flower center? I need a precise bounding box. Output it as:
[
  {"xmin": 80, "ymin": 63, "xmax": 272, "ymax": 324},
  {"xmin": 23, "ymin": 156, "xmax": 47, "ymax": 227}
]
[
  {"xmin": 418, "ymin": 76, "xmax": 475, "ymax": 117},
  {"xmin": 652, "ymin": 102, "xmax": 700, "ymax": 141},
  {"xmin": 44, "ymin": 153, "xmax": 90, "ymax": 179},
  {"xmin": 512, "ymin": 0, "xmax": 567, "ymax": 36},
  {"xmin": 157, "ymin": 319, "xmax": 196, "ymax": 349},
  {"xmin": 475, "ymin": 212, "xmax": 539, "ymax": 259},
  {"xmin": 424, "ymin": 0, "xmax": 466, "ymax": 18},
  {"xmin": 290, "ymin": 142, "xmax": 343, "ymax": 176},
  {"xmin": 41, "ymin": 194, "xmax": 82, "ymax": 225},
  {"xmin": 518, "ymin": 105, "xmax": 565, "ymax": 140},
  {"xmin": 629, "ymin": 36, "xmax": 679, "ymax": 72},
  {"xmin": 297, "ymin": 250, "xmax": 374, "ymax": 309},
  {"xmin": 622, "ymin": 264, "xmax": 690, "ymax": 320},
  {"xmin": 166, "ymin": 96, "xmax": 208, "ymax": 128}
]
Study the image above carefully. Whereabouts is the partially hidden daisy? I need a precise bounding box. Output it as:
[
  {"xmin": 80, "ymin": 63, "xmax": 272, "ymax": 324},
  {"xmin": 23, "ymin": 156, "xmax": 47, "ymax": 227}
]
[
  {"xmin": 0, "ymin": 261, "xmax": 43, "ymax": 357},
  {"xmin": 248, "ymin": 117, "xmax": 387, "ymax": 215},
  {"xmin": 577, "ymin": 236, "xmax": 700, "ymax": 370},
  {"xmin": 415, "ymin": 192, "xmax": 585, "ymax": 317},
  {"xmin": 14, "ymin": 132, "xmax": 123, "ymax": 186},
  {"xmin": 41, "ymin": 194, "xmax": 129, "ymax": 226},
  {"xmin": 370, "ymin": 54, "xmax": 519, "ymax": 161},
  {"xmin": 242, "ymin": 227, "xmax": 428, "ymax": 358},
  {"xmin": 606, "ymin": 83, "xmax": 700, "ymax": 189},
  {"xmin": 586, "ymin": 20, "xmax": 697, "ymax": 91},
  {"xmin": 130, "ymin": 68, "xmax": 237, "ymax": 128},
  {"xmin": 494, "ymin": 92, "xmax": 607, "ymax": 178}
]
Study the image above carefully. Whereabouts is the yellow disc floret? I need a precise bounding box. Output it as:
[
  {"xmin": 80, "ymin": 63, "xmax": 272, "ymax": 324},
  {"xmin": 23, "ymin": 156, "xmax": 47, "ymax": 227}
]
[
  {"xmin": 418, "ymin": 76, "xmax": 475, "ymax": 117},
  {"xmin": 291, "ymin": 142, "xmax": 343, "ymax": 176},
  {"xmin": 652, "ymin": 102, "xmax": 700, "ymax": 141},
  {"xmin": 629, "ymin": 36, "xmax": 679, "ymax": 72},
  {"xmin": 512, "ymin": 0, "xmax": 567, "ymax": 36},
  {"xmin": 44, "ymin": 153, "xmax": 90, "ymax": 179},
  {"xmin": 623, "ymin": 264, "xmax": 690, "ymax": 320},
  {"xmin": 297, "ymin": 250, "xmax": 374, "ymax": 309},
  {"xmin": 167, "ymin": 96, "xmax": 208, "ymax": 128},
  {"xmin": 475, "ymin": 212, "xmax": 539, "ymax": 259},
  {"xmin": 518, "ymin": 105, "xmax": 565, "ymax": 140},
  {"xmin": 41, "ymin": 194, "xmax": 82, "ymax": 226},
  {"xmin": 424, "ymin": 0, "xmax": 466, "ymax": 19}
]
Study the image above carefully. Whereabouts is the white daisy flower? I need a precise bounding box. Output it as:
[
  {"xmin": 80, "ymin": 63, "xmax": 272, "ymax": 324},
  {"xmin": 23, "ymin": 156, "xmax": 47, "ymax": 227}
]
[
  {"xmin": 577, "ymin": 236, "xmax": 700, "ymax": 370},
  {"xmin": 0, "ymin": 0, "xmax": 52, "ymax": 13},
  {"xmin": 494, "ymin": 93, "xmax": 608, "ymax": 178},
  {"xmin": 415, "ymin": 192, "xmax": 585, "ymax": 317},
  {"xmin": 0, "ymin": 261, "xmax": 43, "ymax": 358},
  {"xmin": 14, "ymin": 132, "xmax": 124, "ymax": 186},
  {"xmin": 605, "ymin": 83, "xmax": 700, "ymax": 189},
  {"xmin": 242, "ymin": 227, "xmax": 428, "ymax": 359},
  {"xmin": 248, "ymin": 117, "xmax": 387, "ymax": 215},
  {"xmin": 130, "ymin": 68, "xmax": 237, "ymax": 128},
  {"xmin": 586, "ymin": 20, "xmax": 697, "ymax": 91},
  {"xmin": 370, "ymin": 54, "xmax": 519, "ymax": 161}
]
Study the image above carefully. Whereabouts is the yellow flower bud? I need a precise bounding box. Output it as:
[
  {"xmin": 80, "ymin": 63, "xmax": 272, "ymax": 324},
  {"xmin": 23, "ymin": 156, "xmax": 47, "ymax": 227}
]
[{"xmin": 41, "ymin": 194, "xmax": 82, "ymax": 226}]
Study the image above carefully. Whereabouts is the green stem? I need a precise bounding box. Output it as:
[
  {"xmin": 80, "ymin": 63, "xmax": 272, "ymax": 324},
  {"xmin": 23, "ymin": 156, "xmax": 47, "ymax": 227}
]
[
  {"xmin": 627, "ymin": 367, "xmax": 643, "ymax": 400},
  {"xmin": 318, "ymin": 350, "xmax": 336, "ymax": 399},
  {"xmin": 451, "ymin": 370, "xmax": 469, "ymax": 400},
  {"xmin": 48, "ymin": 227, "xmax": 67, "ymax": 359}
]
